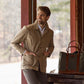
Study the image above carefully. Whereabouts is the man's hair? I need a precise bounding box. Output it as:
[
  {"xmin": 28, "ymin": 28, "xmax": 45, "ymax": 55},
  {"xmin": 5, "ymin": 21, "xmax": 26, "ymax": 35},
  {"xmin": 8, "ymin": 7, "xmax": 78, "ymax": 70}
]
[{"xmin": 38, "ymin": 6, "xmax": 51, "ymax": 16}]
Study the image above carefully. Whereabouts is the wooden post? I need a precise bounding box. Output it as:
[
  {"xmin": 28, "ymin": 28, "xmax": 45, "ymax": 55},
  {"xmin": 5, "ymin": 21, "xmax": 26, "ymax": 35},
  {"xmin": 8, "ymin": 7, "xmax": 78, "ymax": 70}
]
[
  {"xmin": 21, "ymin": 0, "xmax": 37, "ymax": 84},
  {"xmin": 70, "ymin": 0, "xmax": 76, "ymax": 52}
]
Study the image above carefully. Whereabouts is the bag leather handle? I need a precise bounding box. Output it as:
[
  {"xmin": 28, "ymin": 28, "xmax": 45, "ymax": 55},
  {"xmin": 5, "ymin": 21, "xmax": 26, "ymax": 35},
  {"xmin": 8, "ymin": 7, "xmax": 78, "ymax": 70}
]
[
  {"xmin": 66, "ymin": 46, "xmax": 80, "ymax": 53},
  {"xmin": 68, "ymin": 40, "xmax": 80, "ymax": 48},
  {"xmin": 66, "ymin": 40, "xmax": 80, "ymax": 53}
]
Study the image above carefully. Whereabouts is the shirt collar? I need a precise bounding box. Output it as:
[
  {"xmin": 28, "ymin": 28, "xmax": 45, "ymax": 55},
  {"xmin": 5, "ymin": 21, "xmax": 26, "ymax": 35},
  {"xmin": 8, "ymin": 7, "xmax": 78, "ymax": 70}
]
[{"xmin": 38, "ymin": 24, "xmax": 45, "ymax": 32}]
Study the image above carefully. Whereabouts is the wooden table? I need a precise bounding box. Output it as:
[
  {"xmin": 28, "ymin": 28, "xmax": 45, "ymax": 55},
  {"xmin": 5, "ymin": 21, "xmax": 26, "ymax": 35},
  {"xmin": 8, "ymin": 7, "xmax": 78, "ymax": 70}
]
[{"xmin": 47, "ymin": 73, "xmax": 84, "ymax": 84}]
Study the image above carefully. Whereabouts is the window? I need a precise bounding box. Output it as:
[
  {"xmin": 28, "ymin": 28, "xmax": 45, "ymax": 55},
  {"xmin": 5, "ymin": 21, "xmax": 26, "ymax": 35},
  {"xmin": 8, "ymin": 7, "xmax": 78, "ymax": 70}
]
[
  {"xmin": 37, "ymin": 0, "xmax": 70, "ymax": 73},
  {"xmin": 0, "ymin": 0, "xmax": 21, "ymax": 84}
]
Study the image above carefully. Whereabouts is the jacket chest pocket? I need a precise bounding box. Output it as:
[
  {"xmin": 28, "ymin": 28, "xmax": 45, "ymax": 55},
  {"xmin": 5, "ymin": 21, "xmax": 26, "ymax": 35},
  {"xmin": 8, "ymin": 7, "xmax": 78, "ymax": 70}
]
[
  {"xmin": 41, "ymin": 37, "xmax": 51, "ymax": 47},
  {"xmin": 27, "ymin": 32, "xmax": 40, "ymax": 44}
]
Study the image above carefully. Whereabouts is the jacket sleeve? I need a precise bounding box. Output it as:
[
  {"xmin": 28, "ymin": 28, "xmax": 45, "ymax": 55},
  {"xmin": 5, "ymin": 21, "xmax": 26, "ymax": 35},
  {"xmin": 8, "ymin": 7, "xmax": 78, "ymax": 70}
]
[{"xmin": 11, "ymin": 26, "xmax": 27, "ymax": 55}]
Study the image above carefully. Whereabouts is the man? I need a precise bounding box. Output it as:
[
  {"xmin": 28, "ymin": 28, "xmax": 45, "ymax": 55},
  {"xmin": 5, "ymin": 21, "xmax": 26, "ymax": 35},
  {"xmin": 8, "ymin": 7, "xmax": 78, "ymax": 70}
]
[{"xmin": 11, "ymin": 6, "xmax": 54, "ymax": 84}]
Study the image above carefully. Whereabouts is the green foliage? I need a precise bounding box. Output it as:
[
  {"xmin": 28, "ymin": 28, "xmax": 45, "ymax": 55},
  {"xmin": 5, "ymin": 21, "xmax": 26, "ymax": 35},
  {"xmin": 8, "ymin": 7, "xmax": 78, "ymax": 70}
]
[
  {"xmin": 50, "ymin": 7, "xmax": 70, "ymax": 12},
  {"xmin": 57, "ymin": 1, "xmax": 70, "ymax": 6},
  {"xmin": 50, "ymin": 1, "xmax": 70, "ymax": 13}
]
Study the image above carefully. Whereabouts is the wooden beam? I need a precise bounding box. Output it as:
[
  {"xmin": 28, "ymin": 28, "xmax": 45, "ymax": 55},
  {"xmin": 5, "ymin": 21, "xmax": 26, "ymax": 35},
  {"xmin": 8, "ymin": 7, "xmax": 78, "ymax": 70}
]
[
  {"xmin": 21, "ymin": 0, "xmax": 37, "ymax": 84},
  {"xmin": 21, "ymin": 0, "xmax": 29, "ymax": 28},
  {"xmin": 70, "ymin": 0, "xmax": 76, "ymax": 41},
  {"xmin": 77, "ymin": 0, "xmax": 84, "ymax": 50},
  {"xmin": 33, "ymin": 0, "xmax": 37, "ymax": 22},
  {"xmin": 70, "ymin": 0, "xmax": 76, "ymax": 52},
  {"xmin": 21, "ymin": 0, "xmax": 30, "ymax": 84}
]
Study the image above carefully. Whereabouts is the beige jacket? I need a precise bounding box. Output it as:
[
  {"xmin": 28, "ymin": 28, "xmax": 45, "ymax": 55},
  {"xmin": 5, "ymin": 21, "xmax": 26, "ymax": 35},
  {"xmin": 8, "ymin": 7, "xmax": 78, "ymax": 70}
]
[{"xmin": 11, "ymin": 20, "xmax": 54, "ymax": 73}]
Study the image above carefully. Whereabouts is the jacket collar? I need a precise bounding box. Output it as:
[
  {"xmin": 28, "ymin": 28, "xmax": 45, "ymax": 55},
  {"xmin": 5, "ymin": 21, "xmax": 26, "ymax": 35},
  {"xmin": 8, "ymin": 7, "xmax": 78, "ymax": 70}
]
[
  {"xmin": 34, "ymin": 20, "xmax": 49, "ymax": 37},
  {"xmin": 34, "ymin": 20, "xmax": 49, "ymax": 31}
]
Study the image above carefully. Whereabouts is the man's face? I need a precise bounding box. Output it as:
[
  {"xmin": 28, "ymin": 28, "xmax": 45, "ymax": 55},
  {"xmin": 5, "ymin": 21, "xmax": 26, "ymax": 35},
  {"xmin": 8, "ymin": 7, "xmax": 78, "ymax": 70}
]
[{"xmin": 37, "ymin": 10, "xmax": 49, "ymax": 25}]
